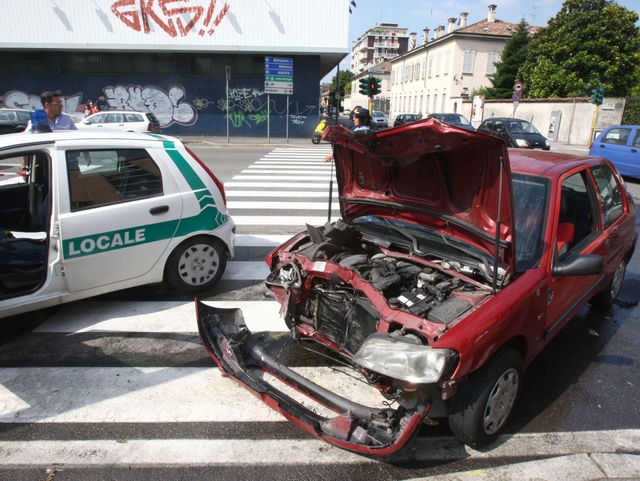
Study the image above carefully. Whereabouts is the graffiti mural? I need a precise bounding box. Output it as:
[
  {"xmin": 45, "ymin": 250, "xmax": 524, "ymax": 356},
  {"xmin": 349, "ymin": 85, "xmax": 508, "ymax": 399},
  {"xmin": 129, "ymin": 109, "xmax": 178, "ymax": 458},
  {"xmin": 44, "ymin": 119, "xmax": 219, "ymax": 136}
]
[
  {"xmin": 193, "ymin": 86, "xmax": 315, "ymax": 129},
  {"xmin": 1, "ymin": 91, "xmax": 83, "ymax": 116},
  {"xmin": 103, "ymin": 85, "xmax": 197, "ymax": 127},
  {"xmin": 1, "ymin": 85, "xmax": 196, "ymax": 129},
  {"xmin": 111, "ymin": 0, "xmax": 230, "ymax": 37}
]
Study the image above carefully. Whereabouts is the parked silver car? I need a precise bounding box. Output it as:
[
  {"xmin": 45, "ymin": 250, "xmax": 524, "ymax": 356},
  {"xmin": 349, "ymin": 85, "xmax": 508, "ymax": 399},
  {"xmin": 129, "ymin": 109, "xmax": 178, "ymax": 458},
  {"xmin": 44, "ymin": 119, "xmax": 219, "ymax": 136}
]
[{"xmin": 371, "ymin": 110, "xmax": 388, "ymax": 128}]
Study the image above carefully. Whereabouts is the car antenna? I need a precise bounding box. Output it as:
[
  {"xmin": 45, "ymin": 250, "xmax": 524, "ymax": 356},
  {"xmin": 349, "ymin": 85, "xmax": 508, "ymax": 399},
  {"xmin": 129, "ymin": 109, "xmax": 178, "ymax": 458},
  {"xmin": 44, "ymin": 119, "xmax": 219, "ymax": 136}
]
[{"xmin": 492, "ymin": 156, "xmax": 504, "ymax": 294}]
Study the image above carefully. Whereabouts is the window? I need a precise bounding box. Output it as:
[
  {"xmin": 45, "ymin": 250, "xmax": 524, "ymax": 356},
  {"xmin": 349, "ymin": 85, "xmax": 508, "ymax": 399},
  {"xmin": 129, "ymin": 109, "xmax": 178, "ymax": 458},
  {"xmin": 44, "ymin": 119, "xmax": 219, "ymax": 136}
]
[
  {"xmin": 513, "ymin": 174, "xmax": 550, "ymax": 271},
  {"xmin": 427, "ymin": 56, "xmax": 433, "ymax": 77},
  {"xmin": 602, "ymin": 128, "xmax": 632, "ymax": 146},
  {"xmin": 558, "ymin": 171, "xmax": 598, "ymax": 253},
  {"xmin": 426, "ymin": 95, "xmax": 430, "ymax": 114},
  {"xmin": 486, "ymin": 52, "xmax": 500, "ymax": 75},
  {"xmin": 433, "ymin": 94, "xmax": 438, "ymax": 114},
  {"xmin": 441, "ymin": 93, "xmax": 447, "ymax": 112},
  {"xmin": 590, "ymin": 165, "xmax": 623, "ymax": 227},
  {"xmin": 67, "ymin": 149, "xmax": 163, "ymax": 211},
  {"xmin": 444, "ymin": 51, "xmax": 451, "ymax": 75},
  {"xmin": 462, "ymin": 50, "xmax": 476, "ymax": 74},
  {"xmin": 414, "ymin": 63, "xmax": 420, "ymax": 80},
  {"xmin": 436, "ymin": 53, "xmax": 442, "ymax": 76},
  {"xmin": 421, "ymin": 61, "xmax": 426, "ymax": 79}
]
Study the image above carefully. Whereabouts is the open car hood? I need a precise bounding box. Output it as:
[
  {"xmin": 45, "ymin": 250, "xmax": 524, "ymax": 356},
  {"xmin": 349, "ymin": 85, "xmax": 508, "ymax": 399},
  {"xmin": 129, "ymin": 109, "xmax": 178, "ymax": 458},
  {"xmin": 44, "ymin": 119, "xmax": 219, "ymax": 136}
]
[{"xmin": 323, "ymin": 117, "xmax": 515, "ymax": 274}]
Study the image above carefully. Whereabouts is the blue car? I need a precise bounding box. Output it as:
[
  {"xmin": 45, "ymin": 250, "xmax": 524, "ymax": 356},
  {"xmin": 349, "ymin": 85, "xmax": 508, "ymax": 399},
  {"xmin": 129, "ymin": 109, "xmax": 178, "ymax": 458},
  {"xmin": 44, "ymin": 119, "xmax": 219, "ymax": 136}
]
[{"xmin": 589, "ymin": 125, "xmax": 640, "ymax": 179}]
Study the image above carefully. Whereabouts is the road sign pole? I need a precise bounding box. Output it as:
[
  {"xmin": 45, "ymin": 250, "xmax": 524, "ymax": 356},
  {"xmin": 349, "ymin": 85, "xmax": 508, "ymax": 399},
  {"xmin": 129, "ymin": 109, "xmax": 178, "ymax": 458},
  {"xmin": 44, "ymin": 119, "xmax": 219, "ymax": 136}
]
[
  {"xmin": 267, "ymin": 94, "xmax": 270, "ymax": 144},
  {"xmin": 225, "ymin": 66, "xmax": 230, "ymax": 144},
  {"xmin": 286, "ymin": 95, "xmax": 289, "ymax": 143}
]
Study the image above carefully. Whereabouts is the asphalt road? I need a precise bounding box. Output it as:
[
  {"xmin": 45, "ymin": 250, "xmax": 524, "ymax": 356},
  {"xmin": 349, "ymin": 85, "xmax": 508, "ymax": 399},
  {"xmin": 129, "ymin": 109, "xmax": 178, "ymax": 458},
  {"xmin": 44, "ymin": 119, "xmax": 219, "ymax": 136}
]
[{"xmin": 0, "ymin": 141, "xmax": 639, "ymax": 479}]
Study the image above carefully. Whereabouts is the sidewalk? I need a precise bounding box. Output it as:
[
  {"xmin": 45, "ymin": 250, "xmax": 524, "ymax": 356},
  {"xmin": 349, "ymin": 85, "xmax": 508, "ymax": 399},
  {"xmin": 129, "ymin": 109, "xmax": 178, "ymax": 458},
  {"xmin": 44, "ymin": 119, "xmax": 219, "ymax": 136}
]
[
  {"xmin": 416, "ymin": 453, "xmax": 640, "ymax": 480},
  {"xmin": 175, "ymin": 135, "xmax": 591, "ymax": 155}
]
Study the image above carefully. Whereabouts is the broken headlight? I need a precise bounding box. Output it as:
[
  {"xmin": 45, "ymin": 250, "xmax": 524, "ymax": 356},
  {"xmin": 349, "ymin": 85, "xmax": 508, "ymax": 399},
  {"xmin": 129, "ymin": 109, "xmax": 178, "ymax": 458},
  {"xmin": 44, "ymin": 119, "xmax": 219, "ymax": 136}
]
[{"xmin": 353, "ymin": 333, "xmax": 457, "ymax": 384}]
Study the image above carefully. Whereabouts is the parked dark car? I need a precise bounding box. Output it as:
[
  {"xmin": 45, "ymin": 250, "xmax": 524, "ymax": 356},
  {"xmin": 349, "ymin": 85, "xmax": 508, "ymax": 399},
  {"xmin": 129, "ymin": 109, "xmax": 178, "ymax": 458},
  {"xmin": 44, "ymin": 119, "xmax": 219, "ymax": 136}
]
[
  {"xmin": 393, "ymin": 113, "xmax": 421, "ymax": 127},
  {"xmin": 430, "ymin": 113, "xmax": 475, "ymax": 131},
  {"xmin": 0, "ymin": 108, "xmax": 30, "ymax": 134},
  {"xmin": 477, "ymin": 117, "xmax": 550, "ymax": 150},
  {"xmin": 198, "ymin": 118, "xmax": 636, "ymax": 455},
  {"xmin": 589, "ymin": 125, "xmax": 640, "ymax": 179}
]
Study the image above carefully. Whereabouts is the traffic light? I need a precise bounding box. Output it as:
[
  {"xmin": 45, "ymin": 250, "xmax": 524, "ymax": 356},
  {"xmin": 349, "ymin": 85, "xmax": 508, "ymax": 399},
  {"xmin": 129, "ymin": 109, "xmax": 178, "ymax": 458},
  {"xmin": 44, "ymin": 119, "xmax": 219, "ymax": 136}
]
[
  {"xmin": 358, "ymin": 77, "xmax": 369, "ymax": 96},
  {"xmin": 589, "ymin": 85, "xmax": 605, "ymax": 105},
  {"xmin": 596, "ymin": 85, "xmax": 605, "ymax": 105},
  {"xmin": 369, "ymin": 77, "xmax": 382, "ymax": 96}
]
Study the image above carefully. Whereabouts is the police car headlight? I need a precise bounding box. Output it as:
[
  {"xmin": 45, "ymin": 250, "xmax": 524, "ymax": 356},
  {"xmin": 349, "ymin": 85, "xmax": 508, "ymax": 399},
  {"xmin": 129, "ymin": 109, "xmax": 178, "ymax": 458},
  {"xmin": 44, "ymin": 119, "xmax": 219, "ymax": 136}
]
[
  {"xmin": 515, "ymin": 138, "xmax": 529, "ymax": 147},
  {"xmin": 353, "ymin": 335, "xmax": 457, "ymax": 383}
]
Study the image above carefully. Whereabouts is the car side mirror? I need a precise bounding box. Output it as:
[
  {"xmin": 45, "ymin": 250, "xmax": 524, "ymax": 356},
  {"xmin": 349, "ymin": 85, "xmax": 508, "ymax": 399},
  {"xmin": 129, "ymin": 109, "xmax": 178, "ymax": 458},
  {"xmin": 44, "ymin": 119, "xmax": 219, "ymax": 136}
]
[{"xmin": 552, "ymin": 254, "xmax": 604, "ymax": 277}]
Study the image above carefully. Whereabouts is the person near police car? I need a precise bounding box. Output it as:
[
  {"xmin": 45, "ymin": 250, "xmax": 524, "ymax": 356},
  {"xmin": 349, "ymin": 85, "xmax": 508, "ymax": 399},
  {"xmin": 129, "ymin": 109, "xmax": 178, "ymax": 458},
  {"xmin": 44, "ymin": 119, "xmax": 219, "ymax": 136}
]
[
  {"xmin": 22, "ymin": 92, "xmax": 78, "ymax": 171},
  {"xmin": 323, "ymin": 106, "xmax": 374, "ymax": 162}
]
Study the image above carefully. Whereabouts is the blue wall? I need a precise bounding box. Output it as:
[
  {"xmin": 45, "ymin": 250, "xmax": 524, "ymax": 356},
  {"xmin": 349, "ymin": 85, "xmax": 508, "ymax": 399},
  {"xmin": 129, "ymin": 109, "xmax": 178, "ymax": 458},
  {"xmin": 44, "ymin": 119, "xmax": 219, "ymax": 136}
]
[{"xmin": 0, "ymin": 55, "xmax": 321, "ymax": 138}]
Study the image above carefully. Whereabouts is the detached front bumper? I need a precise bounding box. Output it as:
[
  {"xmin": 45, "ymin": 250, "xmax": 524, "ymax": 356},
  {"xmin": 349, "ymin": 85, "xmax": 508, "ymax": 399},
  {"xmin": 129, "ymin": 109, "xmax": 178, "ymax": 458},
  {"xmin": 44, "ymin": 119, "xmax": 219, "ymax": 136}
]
[{"xmin": 196, "ymin": 300, "xmax": 432, "ymax": 456}]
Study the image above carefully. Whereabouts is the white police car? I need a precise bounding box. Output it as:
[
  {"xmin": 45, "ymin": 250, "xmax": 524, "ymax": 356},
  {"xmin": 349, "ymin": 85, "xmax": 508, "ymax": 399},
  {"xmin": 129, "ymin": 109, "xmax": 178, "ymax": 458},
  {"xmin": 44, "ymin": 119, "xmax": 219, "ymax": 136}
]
[{"xmin": 0, "ymin": 130, "xmax": 235, "ymax": 319}]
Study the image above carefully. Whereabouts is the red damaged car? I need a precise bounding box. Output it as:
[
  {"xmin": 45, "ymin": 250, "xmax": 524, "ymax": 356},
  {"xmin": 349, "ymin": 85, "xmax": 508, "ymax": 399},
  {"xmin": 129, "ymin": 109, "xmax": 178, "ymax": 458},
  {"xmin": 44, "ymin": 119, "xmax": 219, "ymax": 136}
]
[{"xmin": 197, "ymin": 118, "xmax": 637, "ymax": 455}]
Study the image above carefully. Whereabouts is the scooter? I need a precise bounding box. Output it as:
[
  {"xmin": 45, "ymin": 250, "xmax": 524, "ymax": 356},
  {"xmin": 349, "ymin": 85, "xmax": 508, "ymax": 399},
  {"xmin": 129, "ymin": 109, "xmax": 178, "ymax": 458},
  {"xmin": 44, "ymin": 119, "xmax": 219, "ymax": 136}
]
[{"xmin": 311, "ymin": 119, "xmax": 327, "ymax": 144}]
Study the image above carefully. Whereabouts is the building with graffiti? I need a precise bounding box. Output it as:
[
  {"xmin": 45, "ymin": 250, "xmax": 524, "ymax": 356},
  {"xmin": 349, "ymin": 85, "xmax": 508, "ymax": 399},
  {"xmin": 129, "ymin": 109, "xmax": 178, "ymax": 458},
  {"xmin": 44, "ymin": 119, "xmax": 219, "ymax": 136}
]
[{"xmin": 0, "ymin": 0, "xmax": 349, "ymax": 137}]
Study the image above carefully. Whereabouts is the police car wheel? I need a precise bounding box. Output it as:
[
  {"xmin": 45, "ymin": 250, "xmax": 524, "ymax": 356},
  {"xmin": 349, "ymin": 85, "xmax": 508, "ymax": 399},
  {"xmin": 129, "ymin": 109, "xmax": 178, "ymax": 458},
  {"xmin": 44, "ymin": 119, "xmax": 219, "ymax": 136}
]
[{"xmin": 166, "ymin": 236, "xmax": 227, "ymax": 294}]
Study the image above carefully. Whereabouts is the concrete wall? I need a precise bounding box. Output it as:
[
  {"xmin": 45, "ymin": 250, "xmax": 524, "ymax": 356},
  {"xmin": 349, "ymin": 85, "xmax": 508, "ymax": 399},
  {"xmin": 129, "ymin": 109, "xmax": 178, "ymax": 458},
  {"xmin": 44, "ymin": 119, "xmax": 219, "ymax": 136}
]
[{"xmin": 460, "ymin": 98, "xmax": 625, "ymax": 146}]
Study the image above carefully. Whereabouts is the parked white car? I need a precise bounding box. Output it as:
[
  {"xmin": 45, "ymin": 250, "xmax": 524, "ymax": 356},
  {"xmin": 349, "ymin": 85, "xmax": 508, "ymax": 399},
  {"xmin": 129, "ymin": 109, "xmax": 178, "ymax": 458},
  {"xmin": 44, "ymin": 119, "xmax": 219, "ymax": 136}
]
[
  {"xmin": 77, "ymin": 111, "xmax": 161, "ymax": 133},
  {"xmin": 0, "ymin": 130, "xmax": 234, "ymax": 319}
]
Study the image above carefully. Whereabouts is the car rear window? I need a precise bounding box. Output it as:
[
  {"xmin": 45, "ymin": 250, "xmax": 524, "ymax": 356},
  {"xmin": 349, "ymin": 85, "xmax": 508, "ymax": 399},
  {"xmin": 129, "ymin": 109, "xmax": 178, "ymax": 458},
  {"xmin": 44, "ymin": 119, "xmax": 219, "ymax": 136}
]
[
  {"xmin": 125, "ymin": 113, "xmax": 143, "ymax": 122},
  {"xmin": 145, "ymin": 113, "xmax": 160, "ymax": 124},
  {"xmin": 66, "ymin": 149, "xmax": 163, "ymax": 211},
  {"xmin": 602, "ymin": 128, "xmax": 632, "ymax": 145}
]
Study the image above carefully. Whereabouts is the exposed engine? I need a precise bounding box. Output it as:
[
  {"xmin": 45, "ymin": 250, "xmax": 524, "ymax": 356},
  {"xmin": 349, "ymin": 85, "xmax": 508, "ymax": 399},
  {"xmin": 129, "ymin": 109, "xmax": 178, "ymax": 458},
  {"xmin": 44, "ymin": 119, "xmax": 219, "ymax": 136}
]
[{"xmin": 266, "ymin": 220, "xmax": 490, "ymax": 356}]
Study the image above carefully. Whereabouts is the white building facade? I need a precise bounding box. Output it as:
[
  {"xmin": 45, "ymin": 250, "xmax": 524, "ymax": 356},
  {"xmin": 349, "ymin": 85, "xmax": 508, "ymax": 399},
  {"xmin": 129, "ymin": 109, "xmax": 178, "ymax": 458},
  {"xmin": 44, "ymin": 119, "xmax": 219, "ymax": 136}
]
[{"xmin": 389, "ymin": 6, "xmax": 528, "ymax": 124}]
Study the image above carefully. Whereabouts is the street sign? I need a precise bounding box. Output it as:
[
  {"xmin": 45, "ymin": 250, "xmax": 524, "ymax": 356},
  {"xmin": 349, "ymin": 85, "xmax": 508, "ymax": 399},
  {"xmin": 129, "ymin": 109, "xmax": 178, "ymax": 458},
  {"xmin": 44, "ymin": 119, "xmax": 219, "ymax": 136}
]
[
  {"xmin": 265, "ymin": 87, "xmax": 293, "ymax": 95},
  {"xmin": 369, "ymin": 68, "xmax": 384, "ymax": 74},
  {"xmin": 265, "ymin": 56, "xmax": 293, "ymax": 95},
  {"xmin": 513, "ymin": 82, "xmax": 524, "ymax": 92},
  {"xmin": 512, "ymin": 92, "xmax": 522, "ymax": 101},
  {"xmin": 265, "ymin": 81, "xmax": 293, "ymax": 89}
]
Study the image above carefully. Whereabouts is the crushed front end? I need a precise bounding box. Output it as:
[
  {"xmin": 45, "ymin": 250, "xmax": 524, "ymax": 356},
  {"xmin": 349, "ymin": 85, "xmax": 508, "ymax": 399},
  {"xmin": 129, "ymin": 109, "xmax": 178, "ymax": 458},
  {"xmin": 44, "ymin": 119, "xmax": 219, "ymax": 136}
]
[{"xmin": 197, "ymin": 300, "xmax": 432, "ymax": 455}]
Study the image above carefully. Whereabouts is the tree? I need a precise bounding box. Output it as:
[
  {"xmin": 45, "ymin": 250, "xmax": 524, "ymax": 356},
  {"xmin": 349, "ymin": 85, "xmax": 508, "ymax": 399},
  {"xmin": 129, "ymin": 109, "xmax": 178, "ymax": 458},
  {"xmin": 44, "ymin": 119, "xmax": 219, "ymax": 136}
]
[
  {"xmin": 518, "ymin": 0, "xmax": 640, "ymax": 98},
  {"xmin": 330, "ymin": 70, "xmax": 354, "ymax": 96},
  {"xmin": 485, "ymin": 20, "xmax": 532, "ymax": 99}
]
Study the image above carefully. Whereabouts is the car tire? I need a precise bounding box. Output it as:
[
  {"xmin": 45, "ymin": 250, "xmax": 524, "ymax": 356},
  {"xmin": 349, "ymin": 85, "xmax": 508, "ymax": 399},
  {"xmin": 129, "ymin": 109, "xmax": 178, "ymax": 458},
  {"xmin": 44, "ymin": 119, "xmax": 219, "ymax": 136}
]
[
  {"xmin": 448, "ymin": 348, "xmax": 523, "ymax": 448},
  {"xmin": 590, "ymin": 259, "xmax": 626, "ymax": 310},
  {"xmin": 165, "ymin": 236, "xmax": 227, "ymax": 294}
]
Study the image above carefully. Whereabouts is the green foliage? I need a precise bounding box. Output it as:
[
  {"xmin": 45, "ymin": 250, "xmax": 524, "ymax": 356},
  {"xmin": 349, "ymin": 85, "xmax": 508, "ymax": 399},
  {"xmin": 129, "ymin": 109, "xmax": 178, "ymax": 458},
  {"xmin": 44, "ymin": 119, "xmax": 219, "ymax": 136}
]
[
  {"xmin": 330, "ymin": 70, "xmax": 354, "ymax": 96},
  {"xmin": 622, "ymin": 97, "xmax": 640, "ymax": 125},
  {"xmin": 486, "ymin": 20, "xmax": 532, "ymax": 100},
  {"xmin": 470, "ymin": 86, "xmax": 490, "ymax": 101},
  {"xmin": 519, "ymin": 0, "xmax": 640, "ymax": 98}
]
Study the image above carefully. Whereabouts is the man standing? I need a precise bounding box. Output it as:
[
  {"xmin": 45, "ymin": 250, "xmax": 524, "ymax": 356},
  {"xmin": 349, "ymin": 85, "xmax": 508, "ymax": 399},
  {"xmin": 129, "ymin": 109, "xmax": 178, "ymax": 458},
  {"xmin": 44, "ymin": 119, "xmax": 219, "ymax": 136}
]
[
  {"xmin": 24, "ymin": 91, "xmax": 77, "ymax": 132},
  {"xmin": 22, "ymin": 92, "xmax": 78, "ymax": 170}
]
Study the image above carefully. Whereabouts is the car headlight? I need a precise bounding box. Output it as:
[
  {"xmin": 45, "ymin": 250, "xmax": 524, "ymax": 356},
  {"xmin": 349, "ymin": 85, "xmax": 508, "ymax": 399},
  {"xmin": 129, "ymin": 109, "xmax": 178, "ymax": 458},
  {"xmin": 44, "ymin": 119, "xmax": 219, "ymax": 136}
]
[
  {"xmin": 352, "ymin": 334, "xmax": 457, "ymax": 384},
  {"xmin": 515, "ymin": 138, "xmax": 530, "ymax": 147}
]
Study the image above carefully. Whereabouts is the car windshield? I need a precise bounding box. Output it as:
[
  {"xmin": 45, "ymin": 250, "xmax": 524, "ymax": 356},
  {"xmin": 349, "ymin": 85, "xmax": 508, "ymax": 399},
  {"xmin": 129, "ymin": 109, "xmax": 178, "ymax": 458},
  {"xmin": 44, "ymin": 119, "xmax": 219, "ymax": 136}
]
[
  {"xmin": 512, "ymin": 173, "xmax": 549, "ymax": 272},
  {"xmin": 508, "ymin": 120, "xmax": 541, "ymax": 135},
  {"xmin": 373, "ymin": 111, "xmax": 384, "ymax": 117},
  {"xmin": 437, "ymin": 114, "xmax": 471, "ymax": 126}
]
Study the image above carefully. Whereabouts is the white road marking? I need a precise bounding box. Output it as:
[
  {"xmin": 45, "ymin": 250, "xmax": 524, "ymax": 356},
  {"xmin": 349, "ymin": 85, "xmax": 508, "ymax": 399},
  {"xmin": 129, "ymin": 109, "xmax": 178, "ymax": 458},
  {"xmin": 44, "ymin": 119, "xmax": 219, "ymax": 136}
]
[
  {"xmin": 232, "ymin": 216, "xmax": 332, "ymax": 225},
  {"xmin": 228, "ymin": 201, "xmax": 339, "ymax": 210},
  {"xmin": 33, "ymin": 300, "xmax": 286, "ymax": 333},
  {"xmin": 225, "ymin": 182, "xmax": 335, "ymax": 188},
  {"xmin": 227, "ymin": 191, "xmax": 330, "ymax": 197}
]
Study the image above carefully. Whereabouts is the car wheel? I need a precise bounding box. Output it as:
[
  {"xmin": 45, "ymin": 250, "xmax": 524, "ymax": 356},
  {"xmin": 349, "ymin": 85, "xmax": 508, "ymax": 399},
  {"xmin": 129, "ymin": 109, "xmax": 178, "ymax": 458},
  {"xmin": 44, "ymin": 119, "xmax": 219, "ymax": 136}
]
[
  {"xmin": 165, "ymin": 236, "xmax": 227, "ymax": 294},
  {"xmin": 448, "ymin": 348, "xmax": 523, "ymax": 448},
  {"xmin": 591, "ymin": 259, "xmax": 626, "ymax": 309}
]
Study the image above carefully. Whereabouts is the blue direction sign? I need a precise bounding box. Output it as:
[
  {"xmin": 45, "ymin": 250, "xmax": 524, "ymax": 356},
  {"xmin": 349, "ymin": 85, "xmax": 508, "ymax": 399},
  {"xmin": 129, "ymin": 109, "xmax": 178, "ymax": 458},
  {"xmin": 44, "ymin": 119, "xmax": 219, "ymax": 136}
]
[
  {"xmin": 512, "ymin": 92, "xmax": 522, "ymax": 101},
  {"xmin": 265, "ymin": 56, "xmax": 293, "ymax": 95}
]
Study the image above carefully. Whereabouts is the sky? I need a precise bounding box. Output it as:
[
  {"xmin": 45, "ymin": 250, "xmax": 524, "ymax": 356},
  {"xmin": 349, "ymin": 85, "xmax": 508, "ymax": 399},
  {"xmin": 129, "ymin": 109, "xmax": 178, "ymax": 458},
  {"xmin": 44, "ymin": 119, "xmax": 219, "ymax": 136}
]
[{"xmin": 322, "ymin": 0, "xmax": 640, "ymax": 83}]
